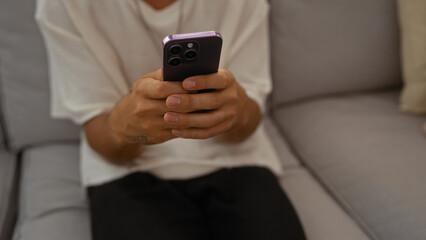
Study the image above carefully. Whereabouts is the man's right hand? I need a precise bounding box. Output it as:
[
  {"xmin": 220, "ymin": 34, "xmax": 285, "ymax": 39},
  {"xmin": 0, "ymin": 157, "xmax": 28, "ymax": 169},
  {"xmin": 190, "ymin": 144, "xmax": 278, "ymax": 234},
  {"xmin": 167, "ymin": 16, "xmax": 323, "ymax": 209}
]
[
  {"xmin": 108, "ymin": 69, "xmax": 189, "ymax": 145},
  {"xmin": 84, "ymin": 69, "xmax": 188, "ymax": 165}
]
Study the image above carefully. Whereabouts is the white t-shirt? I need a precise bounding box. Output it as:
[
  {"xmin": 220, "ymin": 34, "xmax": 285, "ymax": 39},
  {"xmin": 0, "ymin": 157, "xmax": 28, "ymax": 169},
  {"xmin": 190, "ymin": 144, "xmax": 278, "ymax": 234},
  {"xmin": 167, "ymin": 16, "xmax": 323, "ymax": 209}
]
[{"xmin": 36, "ymin": 0, "xmax": 281, "ymax": 186}]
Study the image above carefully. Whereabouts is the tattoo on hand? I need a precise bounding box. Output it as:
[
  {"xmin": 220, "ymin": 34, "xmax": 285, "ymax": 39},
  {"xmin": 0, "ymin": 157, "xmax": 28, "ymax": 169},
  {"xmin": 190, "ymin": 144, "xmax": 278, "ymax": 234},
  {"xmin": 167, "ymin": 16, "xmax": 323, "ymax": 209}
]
[{"xmin": 126, "ymin": 135, "xmax": 148, "ymax": 143}]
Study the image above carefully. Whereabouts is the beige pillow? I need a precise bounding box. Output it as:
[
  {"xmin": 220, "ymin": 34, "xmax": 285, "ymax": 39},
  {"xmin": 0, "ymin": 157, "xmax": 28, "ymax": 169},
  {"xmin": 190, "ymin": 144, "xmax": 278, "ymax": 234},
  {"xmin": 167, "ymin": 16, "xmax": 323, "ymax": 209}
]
[{"xmin": 398, "ymin": 0, "xmax": 426, "ymax": 115}]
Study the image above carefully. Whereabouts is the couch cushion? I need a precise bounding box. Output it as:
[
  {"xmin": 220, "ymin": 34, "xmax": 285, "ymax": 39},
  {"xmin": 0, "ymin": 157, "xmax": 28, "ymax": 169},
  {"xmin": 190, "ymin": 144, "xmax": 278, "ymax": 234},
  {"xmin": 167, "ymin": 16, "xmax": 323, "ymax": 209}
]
[
  {"xmin": 0, "ymin": 152, "xmax": 17, "ymax": 240},
  {"xmin": 13, "ymin": 144, "xmax": 90, "ymax": 240},
  {"xmin": 274, "ymin": 90, "xmax": 426, "ymax": 240},
  {"xmin": 280, "ymin": 167, "xmax": 370, "ymax": 240},
  {"xmin": 264, "ymin": 116, "xmax": 370, "ymax": 239},
  {"xmin": 0, "ymin": 0, "xmax": 80, "ymax": 150},
  {"xmin": 269, "ymin": 0, "xmax": 401, "ymax": 105}
]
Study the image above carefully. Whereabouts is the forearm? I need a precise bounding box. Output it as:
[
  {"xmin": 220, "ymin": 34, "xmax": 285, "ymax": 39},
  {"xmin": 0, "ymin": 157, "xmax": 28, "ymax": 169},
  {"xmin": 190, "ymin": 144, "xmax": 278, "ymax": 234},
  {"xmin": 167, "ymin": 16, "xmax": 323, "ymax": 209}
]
[
  {"xmin": 216, "ymin": 98, "xmax": 261, "ymax": 143},
  {"xmin": 84, "ymin": 113, "xmax": 145, "ymax": 165}
]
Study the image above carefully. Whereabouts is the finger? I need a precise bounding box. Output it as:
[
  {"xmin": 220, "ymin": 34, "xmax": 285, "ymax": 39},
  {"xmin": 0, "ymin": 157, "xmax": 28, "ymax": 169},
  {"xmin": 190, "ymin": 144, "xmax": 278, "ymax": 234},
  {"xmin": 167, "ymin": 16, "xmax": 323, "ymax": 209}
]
[
  {"xmin": 142, "ymin": 69, "xmax": 163, "ymax": 81},
  {"xmin": 147, "ymin": 117, "xmax": 176, "ymax": 130},
  {"xmin": 133, "ymin": 99, "xmax": 170, "ymax": 117},
  {"xmin": 163, "ymin": 110, "xmax": 228, "ymax": 129},
  {"xmin": 171, "ymin": 120, "xmax": 233, "ymax": 139},
  {"xmin": 130, "ymin": 115, "xmax": 165, "ymax": 130},
  {"xmin": 151, "ymin": 130, "xmax": 176, "ymax": 143},
  {"xmin": 133, "ymin": 78, "xmax": 187, "ymax": 99},
  {"xmin": 182, "ymin": 69, "xmax": 234, "ymax": 91},
  {"xmin": 165, "ymin": 92, "xmax": 223, "ymax": 113}
]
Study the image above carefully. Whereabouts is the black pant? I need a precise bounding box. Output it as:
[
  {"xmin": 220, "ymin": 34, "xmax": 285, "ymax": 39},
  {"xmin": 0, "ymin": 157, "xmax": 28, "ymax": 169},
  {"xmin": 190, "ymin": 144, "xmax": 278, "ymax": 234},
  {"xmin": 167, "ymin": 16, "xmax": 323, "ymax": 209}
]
[{"xmin": 88, "ymin": 167, "xmax": 306, "ymax": 240}]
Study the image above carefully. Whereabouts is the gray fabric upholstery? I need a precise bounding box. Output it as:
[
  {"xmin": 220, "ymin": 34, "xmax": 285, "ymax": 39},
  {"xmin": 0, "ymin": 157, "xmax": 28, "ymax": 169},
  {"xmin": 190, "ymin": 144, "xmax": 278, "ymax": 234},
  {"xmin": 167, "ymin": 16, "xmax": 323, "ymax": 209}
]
[
  {"xmin": 263, "ymin": 117, "xmax": 301, "ymax": 169},
  {"xmin": 0, "ymin": 75, "xmax": 6, "ymax": 149},
  {"xmin": 0, "ymin": 126, "xmax": 4, "ymax": 150},
  {"xmin": 0, "ymin": 152, "xmax": 17, "ymax": 240},
  {"xmin": 0, "ymin": 99, "xmax": 4, "ymax": 148},
  {"xmin": 274, "ymin": 90, "xmax": 426, "ymax": 240},
  {"xmin": 269, "ymin": 0, "xmax": 401, "ymax": 105},
  {"xmin": 264, "ymin": 117, "xmax": 370, "ymax": 239},
  {"xmin": 13, "ymin": 144, "xmax": 90, "ymax": 240},
  {"xmin": 0, "ymin": 130, "xmax": 3, "ymax": 149},
  {"xmin": 0, "ymin": 110, "xmax": 4, "ymax": 149},
  {"xmin": 0, "ymin": 0, "xmax": 80, "ymax": 150},
  {"xmin": 280, "ymin": 167, "xmax": 370, "ymax": 240}
]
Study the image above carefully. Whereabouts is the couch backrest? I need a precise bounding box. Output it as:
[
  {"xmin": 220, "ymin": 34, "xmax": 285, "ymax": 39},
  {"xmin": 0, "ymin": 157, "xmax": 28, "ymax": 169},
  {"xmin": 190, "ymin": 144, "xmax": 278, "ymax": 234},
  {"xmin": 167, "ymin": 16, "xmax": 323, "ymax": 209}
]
[
  {"xmin": 269, "ymin": 0, "xmax": 402, "ymax": 106},
  {"xmin": 0, "ymin": 0, "xmax": 80, "ymax": 150}
]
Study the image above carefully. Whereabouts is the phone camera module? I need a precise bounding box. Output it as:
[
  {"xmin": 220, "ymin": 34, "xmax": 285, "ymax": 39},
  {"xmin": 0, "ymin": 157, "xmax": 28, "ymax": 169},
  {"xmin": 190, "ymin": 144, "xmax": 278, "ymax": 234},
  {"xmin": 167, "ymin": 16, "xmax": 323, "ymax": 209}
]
[
  {"xmin": 168, "ymin": 57, "xmax": 182, "ymax": 67},
  {"xmin": 184, "ymin": 49, "xmax": 197, "ymax": 61},
  {"xmin": 169, "ymin": 45, "xmax": 182, "ymax": 55}
]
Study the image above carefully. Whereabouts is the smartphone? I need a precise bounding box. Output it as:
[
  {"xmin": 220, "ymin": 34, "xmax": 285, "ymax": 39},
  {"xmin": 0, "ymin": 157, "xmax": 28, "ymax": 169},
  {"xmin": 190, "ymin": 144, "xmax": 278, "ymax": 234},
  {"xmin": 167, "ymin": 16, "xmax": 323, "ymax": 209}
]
[{"xmin": 162, "ymin": 31, "xmax": 222, "ymax": 82}]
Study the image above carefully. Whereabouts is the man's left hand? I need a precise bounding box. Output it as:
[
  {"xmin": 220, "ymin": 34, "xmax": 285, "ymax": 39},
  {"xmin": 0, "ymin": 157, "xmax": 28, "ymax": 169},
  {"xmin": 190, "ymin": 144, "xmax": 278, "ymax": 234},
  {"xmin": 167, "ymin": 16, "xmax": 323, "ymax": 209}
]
[{"xmin": 163, "ymin": 69, "xmax": 258, "ymax": 142}]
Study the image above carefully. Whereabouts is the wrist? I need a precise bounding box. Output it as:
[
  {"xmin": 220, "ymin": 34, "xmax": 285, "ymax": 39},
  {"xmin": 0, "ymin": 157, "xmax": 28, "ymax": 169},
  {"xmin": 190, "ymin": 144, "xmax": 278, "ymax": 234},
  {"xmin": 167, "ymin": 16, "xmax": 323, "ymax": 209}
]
[
  {"xmin": 105, "ymin": 114, "xmax": 146, "ymax": 164},
  {"xmin": 105, "ymin": 112, "xmax": 131, "ymax": 148}
]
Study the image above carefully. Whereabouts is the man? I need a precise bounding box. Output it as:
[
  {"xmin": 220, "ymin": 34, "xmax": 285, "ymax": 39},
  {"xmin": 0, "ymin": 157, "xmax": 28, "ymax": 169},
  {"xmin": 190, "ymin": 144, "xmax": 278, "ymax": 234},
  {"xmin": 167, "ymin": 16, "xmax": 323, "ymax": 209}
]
[{"xmin": 36, "ymin": 0, "xmax": 306, "ymax": 239}]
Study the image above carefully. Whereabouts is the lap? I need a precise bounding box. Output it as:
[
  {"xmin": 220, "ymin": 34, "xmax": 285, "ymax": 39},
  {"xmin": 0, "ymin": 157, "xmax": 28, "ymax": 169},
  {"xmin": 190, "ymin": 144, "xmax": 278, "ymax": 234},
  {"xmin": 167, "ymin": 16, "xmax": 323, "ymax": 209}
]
[
  {"xmin": 88, "ymin": 173, "xmax": 209, "ymax": 240},
  {"xmin": 87, "ymin": 167, "xmax": 305, "ymax": 240},
  {"xmin": 196, "ymin": 167, "xmax": 305, "ymax": 240}
]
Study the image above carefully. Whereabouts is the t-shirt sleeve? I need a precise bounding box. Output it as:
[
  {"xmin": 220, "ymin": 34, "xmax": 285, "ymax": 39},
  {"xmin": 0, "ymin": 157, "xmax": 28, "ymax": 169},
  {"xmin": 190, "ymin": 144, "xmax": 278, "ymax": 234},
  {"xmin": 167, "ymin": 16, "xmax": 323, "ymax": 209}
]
[
  {"xmin": 225, "ymin": 0, "xmax": 272, "ymax": 113},
  {"xmin": 35, "ymin": 0, "xmax": 125, "ymax": 125}
]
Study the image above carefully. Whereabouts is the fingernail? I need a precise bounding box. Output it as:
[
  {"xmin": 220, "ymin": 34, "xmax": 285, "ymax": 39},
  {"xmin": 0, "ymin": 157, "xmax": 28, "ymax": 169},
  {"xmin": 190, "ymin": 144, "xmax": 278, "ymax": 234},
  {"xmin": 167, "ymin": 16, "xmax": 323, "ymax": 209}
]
[
  {"xmin": 167, "ymin": 96, "xmax": 181, "ymax": 107},
  {"xmin": 183, "ymin": 80, "xmax": 196, "ymax": 89},
  {"xmin": 165, "ymin": 113, "xmax": 178, "ymax": 123},
  {"xmin": 172, "ymin": 129, "xmax": 182, "ymax": 136}
]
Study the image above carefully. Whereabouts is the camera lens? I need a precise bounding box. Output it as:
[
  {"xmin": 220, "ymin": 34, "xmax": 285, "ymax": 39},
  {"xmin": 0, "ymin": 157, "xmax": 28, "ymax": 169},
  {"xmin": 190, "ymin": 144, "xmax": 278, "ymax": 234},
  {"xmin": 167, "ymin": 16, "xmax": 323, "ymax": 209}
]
[
  {"xmin": 169, "ymin": 45, "xmax": 182, "ymax": 55},
  {"xmin": 184, "ymin": 50, "xmax": 197, "ymax": 60},
  {"xmin": 168, "ymin": 57, "xmax": 182, "ymax": 67}
]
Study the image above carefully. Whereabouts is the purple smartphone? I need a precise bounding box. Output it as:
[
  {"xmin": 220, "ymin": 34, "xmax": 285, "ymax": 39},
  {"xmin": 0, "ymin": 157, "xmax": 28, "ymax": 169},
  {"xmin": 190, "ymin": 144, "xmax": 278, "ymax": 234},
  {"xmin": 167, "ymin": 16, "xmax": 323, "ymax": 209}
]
[{"xmin": 162, "ymin": 31, "xmax": 222, "ymax": 82}]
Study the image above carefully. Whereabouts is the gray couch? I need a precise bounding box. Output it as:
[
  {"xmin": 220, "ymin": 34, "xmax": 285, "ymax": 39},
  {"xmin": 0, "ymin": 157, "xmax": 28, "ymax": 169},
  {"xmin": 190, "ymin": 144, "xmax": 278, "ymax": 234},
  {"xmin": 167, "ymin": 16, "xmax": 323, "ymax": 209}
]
[{"xmin": 1, "ymin": 0, "xmax": 425, "ymax": 240}]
